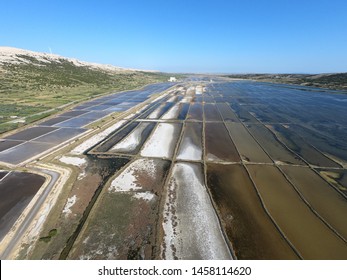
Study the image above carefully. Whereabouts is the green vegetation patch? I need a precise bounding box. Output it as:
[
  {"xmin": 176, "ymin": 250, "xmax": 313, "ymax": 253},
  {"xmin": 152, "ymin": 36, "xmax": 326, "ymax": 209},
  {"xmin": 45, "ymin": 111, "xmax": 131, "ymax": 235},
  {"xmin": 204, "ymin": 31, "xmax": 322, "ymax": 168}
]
[
  {"xmin": 39, "ymin": 228, "xmax": 58, "ymax": 243},
  {"xmin": 224, "ymin": 73, "xmax": 347, "ymax": 91},
  {"xmin": 0, "ymin": 57, "xmax": 174, "ymax": 135}
]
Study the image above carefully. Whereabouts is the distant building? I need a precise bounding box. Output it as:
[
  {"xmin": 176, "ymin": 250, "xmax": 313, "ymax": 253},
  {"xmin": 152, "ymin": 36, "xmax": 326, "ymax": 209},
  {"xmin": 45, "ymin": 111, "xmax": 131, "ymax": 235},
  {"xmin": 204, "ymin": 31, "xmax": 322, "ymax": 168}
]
[{"xmin": 169, "ymin": 77, "xmax": 177, "ymax": 82}]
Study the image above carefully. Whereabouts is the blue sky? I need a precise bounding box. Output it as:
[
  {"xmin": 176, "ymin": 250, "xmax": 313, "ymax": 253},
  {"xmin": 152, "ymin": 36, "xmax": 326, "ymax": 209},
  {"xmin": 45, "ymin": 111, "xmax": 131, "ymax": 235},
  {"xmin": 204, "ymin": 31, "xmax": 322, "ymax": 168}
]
[{"xmin": 1, "ymin": 0, "xmax": 347, "ymax": 73}]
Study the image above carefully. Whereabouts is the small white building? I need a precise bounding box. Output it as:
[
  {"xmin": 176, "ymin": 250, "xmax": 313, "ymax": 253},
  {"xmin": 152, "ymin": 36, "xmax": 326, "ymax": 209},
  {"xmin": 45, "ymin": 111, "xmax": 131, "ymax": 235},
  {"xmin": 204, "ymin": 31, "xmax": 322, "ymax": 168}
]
[{"xmin": 168, "ymin": 77, "xmax": 177, "ymax": 82}]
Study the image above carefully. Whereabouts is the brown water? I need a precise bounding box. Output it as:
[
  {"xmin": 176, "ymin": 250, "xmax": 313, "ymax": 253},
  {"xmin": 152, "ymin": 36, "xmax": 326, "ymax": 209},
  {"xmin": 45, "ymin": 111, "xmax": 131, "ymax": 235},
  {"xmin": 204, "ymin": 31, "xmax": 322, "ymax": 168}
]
[
  {"xmin": 280, "ymin": 165, "xmax": 347, "ymax": 240},
  {"xmin": 205, "ymin": 123, "xmax": 240, "ymax": 162},
  {"xmin": 268, "ymin": 124, "xmax": 341, "ymax": 168},
  {"xmin": 204, "ymin": 104, "xmax": 223, "ymax": 121},
  {"xmin": 225, "ymin": 123, "xmax": 272, "ymax": 163},
  {"xmin": 317, "ymin": 169, "xmax": 347, "ymax": 196},
  {"xmin": 206, "ymin": 163, "xmax": 298, "ymax": 259},
  {"xmin": 246, "ymin": 124, "xmax": 305, "ymax": 165},
  {"xmin": 247, "ymin": 165, "xmax": 347, "ymax": 259},
  {"xmin": 216, "ymin": 103, "xmax": 240, "ymax": 122}
]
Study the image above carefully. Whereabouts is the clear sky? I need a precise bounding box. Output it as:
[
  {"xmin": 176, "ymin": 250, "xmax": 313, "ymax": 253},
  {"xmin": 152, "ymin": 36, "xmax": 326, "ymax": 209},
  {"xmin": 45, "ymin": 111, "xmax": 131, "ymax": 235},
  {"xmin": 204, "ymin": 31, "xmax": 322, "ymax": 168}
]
[{"xmin": 1, "ymin": 0, "xmax": 347, "ymax": 73}]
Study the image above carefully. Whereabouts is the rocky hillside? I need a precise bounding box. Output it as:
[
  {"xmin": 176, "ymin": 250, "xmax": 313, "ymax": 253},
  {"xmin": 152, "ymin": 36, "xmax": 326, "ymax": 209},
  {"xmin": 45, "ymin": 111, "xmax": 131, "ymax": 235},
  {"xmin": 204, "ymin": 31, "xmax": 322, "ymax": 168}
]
[
  {"xmin": 0, "ymin": 47, "xmax": 133, "ymax": 72},
  {"xmin": 0, "ymin": 47, "xmax": 164, "ymax": 91},
  {"xmin": 0, "ymin": 47, "xmax": 170, "ymax": 133}
]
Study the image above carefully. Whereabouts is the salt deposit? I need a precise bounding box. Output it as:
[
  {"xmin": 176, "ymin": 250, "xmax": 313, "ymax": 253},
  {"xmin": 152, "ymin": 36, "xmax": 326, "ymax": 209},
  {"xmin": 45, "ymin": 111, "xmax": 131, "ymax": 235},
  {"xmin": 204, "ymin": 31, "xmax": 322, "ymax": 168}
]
[
  {"xmin": 59, "ymin": 156, "xmax": 86, "ymax": 167},
  {"xmin": 70, "ymin": 120, "xmax": 126, "ymax": 155},
  {"xmin": 140, "ymin": 123, "xmax": 180, "ymax": 158},
  {"xmin": 162, "ymin": 162, "xmax": 232, "ymax": 260},
  {"xmin": 109, "ymin": 159, "xmax": 157, "ymax": 192},
  {"xmin": 62, "ymin": 195, "xmax": 77, "ymax": 216}
]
